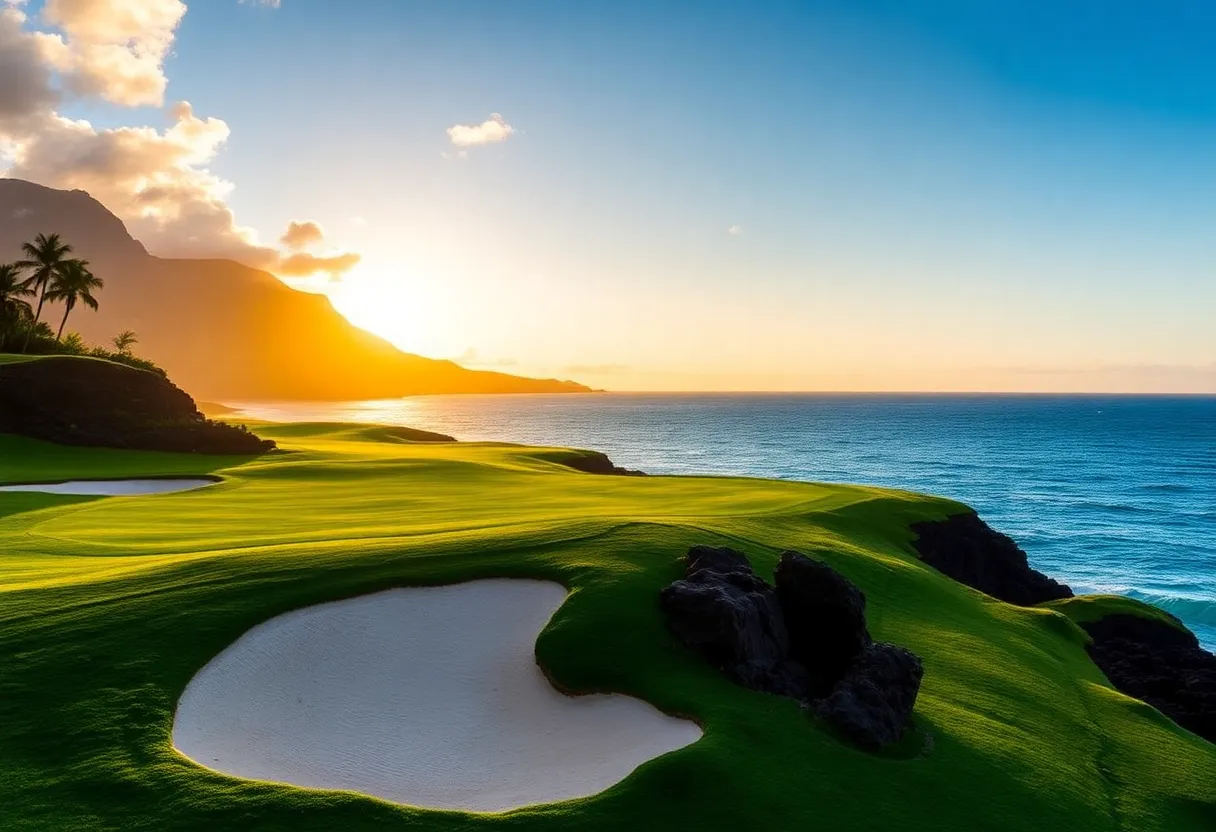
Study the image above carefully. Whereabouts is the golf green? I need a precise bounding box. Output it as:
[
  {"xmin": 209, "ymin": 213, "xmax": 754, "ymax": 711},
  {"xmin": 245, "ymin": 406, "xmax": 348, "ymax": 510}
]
[{"xmin": 2, "ymin": 423, "xmax": 1213, "ymax": 831}]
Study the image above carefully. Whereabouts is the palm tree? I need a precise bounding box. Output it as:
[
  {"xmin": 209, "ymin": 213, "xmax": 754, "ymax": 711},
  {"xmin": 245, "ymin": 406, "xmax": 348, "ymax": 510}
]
[
  {"xmin": 44, "ymin": 260, "xmax": 104, "ymax": 342},
  {"xmin": 16, "ymin": 233, "xmax": 73, "ymax": 350},
  {"xmin": 111, "ymin": 329, "xmax": 138, "ymax": 355},
  {"xmin": 0, "ymin": 264, "xmax": 35, "ymax": 351}
]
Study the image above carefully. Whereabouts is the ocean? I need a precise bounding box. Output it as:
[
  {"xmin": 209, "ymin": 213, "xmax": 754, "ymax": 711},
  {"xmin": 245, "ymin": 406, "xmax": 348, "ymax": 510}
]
[{"xmin": 233, "ymin": 394, "xmax": 1216, "ymax": 649}]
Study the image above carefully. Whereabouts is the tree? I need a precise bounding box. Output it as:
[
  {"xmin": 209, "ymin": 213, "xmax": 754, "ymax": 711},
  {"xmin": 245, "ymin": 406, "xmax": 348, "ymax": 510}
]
[
  {"xmin": 0, "ymin": 263, "xmax": 35, "ymax": 351},
  {"xmin": 44, "ymin": 260, "xmax": 104, "ymax": 342},
  {"xmin": 16, "ymin": 233, "xmax": 73, "ymax": 351},
  {"xmin": 111, "ymin": 329, "xmax": 138, "ymax": 355}
]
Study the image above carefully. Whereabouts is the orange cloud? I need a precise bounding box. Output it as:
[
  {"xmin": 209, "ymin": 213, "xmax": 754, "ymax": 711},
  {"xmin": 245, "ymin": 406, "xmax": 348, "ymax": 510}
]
[
  {"xmin": 280, "ymin": 220, "xmax": 325, "ymax": 251},
  {"xmin": 277, "ymin": 251, "xmax": 362, "ymax": 277}
]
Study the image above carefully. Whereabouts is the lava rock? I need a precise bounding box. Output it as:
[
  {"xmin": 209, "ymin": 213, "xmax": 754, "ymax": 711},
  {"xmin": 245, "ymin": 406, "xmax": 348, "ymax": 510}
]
[
  {"xmin": 557, "ymin": 450, "xmax": 647, "ymax": 476},
  {"xmin": 1082, "ymin": 614, "xmax": 1216, "ymax": 745},
  {"xmin": 0, "ymin": 356, "xmax": 274, "ymax": 455},
  {"xmin": 660, "ymin": 545, "xmax": 924, "ymax": 749},
  {"xmin": 659, "ymin": 548, "xmax": 808, "ymax": 697},
  {"xmin": 686, "ymin": 544, "xmax": 754, "ymax": 577},
  {"xmin": 774, "ymin": 551, "xmax": 872, "ymax": 695},
  {"xmin": 815, "ymin": 642, "xmax": 925, "ymax": 750},
  {"xmin": 910, "ymin": 512, "xmax": 1072, "ymax": 606}
]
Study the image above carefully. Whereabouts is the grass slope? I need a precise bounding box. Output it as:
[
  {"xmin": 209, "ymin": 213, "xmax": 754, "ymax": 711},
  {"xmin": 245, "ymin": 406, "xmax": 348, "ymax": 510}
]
[
  {"xmin": 1, "ymin": 425, "xmax": 1212, "ymax": 831},
  {"xmin": 0, "ymin": 353, "xmax": 40, "ymax": 365}
]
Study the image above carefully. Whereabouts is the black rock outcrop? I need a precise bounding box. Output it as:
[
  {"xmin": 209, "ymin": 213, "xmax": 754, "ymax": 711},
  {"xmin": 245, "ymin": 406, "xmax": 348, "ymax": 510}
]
[
  {"xmin": 775, "ymin": 552, "xmax": 873, "ymax": 696},
  {"xmin": 910, "ymin": 512, "xmax": 1072, "ymax": 606},
  {"xmin": 659, "ymin": 546, "xmax": 807, "ymax": 697},
  {"xmin": 557, "ymin": 450, "xmax": 647, "ymax": 476},
  {"xmin": 1082, "ymin": 614, "xmax": 1216, "ymax": 744},
  {"xmin": 0, "ymin": 357, "xmax": 275, "ymax": 455},
  {"xmin": 816, "ymin": 642, "xmax": 925, "ymax": 750},
  {"xmin": 660, "ymin": 546, "xmax": 923, "ymax": 749}
]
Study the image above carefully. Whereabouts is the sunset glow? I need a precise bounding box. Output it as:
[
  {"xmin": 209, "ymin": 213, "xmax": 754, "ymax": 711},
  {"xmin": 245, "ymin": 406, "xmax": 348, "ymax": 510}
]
[{"xmin": 1, "ymin": 1, "xmax": 1212, "ymax": 393}]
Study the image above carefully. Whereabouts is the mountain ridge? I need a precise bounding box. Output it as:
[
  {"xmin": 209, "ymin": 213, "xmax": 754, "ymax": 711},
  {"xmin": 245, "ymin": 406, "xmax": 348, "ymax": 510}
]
[{"xmin": 0, "ymin": 178, "xmax": 591, "ymax": 400}]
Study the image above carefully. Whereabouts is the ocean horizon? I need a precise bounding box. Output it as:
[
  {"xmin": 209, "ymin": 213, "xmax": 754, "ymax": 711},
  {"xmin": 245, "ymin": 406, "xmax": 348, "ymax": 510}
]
[{"xmin": 234, "ymin": 392, "xmax": 1216, "ymax": 650}]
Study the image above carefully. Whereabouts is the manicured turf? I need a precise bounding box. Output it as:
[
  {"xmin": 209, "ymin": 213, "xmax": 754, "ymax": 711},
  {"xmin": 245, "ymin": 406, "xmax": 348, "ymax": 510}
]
[
  {"xmin": 1, "ymin": 425, "xmax": 1213, "ymax": 831},
  {"xmin": 1047, "ymin": 594, "xmax": 1196, "ymax": 635},
  {"xmin": 0, "ymin": 353, "xmax": 40, "ymax": 365}
]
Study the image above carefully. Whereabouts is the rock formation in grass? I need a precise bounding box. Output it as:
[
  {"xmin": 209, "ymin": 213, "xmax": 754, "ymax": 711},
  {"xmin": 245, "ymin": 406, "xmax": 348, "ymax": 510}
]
[
  {"xmin": 909, "ymin": 512, "xmax": 1073, "ymax": 605},
  {"xmin": 0, "ymin": 356, "xmax": 275, "ymax": 455},
  {"xmin": 660, "ymin": 546, "xmax": 924, "ymax": 749},
  {"xmin": 912, "ymin": 514, "xmax": 1213, "ymax": 745},
  {"xmin": 1082, "ymin": 613, "xmax": 1216, "ymax": 744},
  {"xmin": 556, "ymin": 450, "xmax": 647, "ymax": 476}
]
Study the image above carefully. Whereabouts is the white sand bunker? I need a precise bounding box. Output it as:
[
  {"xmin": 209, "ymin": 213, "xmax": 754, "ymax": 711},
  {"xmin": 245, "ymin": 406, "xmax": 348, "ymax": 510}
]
[
  {"xmin": 172, "ymin": 580, "xmax": 702, "ymax": 812},
  {"xmin": 0, "ymin": 478, "xmax": 217, "ymax": 496}
]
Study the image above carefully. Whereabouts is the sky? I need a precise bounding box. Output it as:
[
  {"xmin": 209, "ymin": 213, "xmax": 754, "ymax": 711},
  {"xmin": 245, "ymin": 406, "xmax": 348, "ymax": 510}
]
[{"xmin": 2, "ymin": 1, "xmax": 1214, "ymax": 392}]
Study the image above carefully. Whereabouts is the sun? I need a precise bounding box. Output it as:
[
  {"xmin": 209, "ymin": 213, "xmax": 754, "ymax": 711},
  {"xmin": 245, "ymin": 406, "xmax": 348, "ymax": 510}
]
[{"xmin": 327, "ymin": 264, "xmax": 464, "ymax": 359}]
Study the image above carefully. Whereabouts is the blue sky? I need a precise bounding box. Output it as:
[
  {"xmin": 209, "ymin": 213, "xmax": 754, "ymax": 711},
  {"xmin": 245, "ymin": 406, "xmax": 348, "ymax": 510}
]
[{"xmin": 14, "ymin": 0, "xmax": 1216, "ymax": 390}]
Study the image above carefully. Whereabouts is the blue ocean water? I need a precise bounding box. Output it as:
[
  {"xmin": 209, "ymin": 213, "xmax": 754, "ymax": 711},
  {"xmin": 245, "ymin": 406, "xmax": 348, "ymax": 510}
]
[{"xmin": 237, "ymin": 394, "xmax": 1216, "ymax": 649}]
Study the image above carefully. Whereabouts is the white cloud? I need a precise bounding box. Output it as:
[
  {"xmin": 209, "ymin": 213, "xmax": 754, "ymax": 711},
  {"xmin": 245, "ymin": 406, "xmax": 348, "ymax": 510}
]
[
  {"xmin": 40, "ymin": 0, "xmax": 188, "ymax": 108},
  {"xmin": 0, "ymin": 2, "xmax": 358, "ymax": 279},
  {"xmin": 727, "ymin": 225, "xmax": 743, "ymax": 236},
  {"xmin": 447, "ymin": 113, "xmax": 514, "ymax": 148}
]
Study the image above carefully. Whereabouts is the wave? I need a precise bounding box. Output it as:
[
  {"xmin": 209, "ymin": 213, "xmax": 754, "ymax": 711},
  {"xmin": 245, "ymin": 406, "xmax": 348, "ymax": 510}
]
[
  {"xmin": 1141, "ymin": 483, "xmax": 1192, "ymax": 494},
  {"xmin": 1125, "ymin": 591, "xmax": 1216, "ymax": 630}
]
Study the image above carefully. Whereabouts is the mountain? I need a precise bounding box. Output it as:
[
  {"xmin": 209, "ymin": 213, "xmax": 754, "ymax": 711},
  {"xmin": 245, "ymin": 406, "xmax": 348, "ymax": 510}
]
[{"xmin": 0, "ymin": 179, "xmax": 590, "ymax": 400}]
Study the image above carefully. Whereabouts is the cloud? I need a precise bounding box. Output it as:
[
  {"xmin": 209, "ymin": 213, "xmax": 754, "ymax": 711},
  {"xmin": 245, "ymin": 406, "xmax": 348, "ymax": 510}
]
[
  {"xmin": 447, "ymin": 113, "xmax": 514, "ymax": 148},
  {"xmin": 563, "ymin": 363, "xmax": 630, "ymax": 376},
  {"xmin": 277, "ymin": 251, "xmax": 361, "ymax": 277},
  {"xmin": 280, "ymin": 220, "xmax": 324, "ymax": 251},
  {"xmin": 0, "ymin": 2, "xmax": 358, "ymax": 279},
  {"xmin": 727, "ymin": 225, "xmax": 743, "ymax": 236},
  {"xmin": 40, "ymin": 0, "xmax": 188, "ymax": 108},
  {"xmin": 240, "ymin": 0, "xmax": 281, "ymax": 7},
  {"xmin": 12, "ymin": 207, "xmax": 34, "ymax": 219},
  {"xmin": 0, "ymin": 6, "xmax": 61, "ymax": 130}
]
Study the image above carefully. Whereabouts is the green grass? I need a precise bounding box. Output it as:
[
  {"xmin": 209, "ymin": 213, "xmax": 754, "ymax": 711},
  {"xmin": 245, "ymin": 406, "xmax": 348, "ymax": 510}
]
[
  {"xmin": 1047, "ymin": 594, "xmax": 1195, "ymax": 635},
  {"xmin": 0, "ymin": 352, "xmax": 41, "ymax": 364},
  {"xmin": 1, "ymin": 424, "xmax": 1212, "ymax": 831}
]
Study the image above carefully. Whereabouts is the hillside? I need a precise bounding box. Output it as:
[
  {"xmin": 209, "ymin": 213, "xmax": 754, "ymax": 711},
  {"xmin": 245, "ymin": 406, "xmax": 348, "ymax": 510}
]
[
  {"xmin": 0, "ymin": 179, "xmax": 589, "ymax": 400},
  {"xmin": 0, "ymin": 355, "xmax": 274, "ymax": 454}
]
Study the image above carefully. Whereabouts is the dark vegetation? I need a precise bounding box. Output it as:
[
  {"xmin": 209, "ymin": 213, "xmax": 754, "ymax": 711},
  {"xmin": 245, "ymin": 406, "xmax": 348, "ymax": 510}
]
[
  {"xmin": 910, "ymin": 512, "xmax": 1073, "ymax": 605},
  {"xmin": 0, "ymin": 356, "xmax": 274, "ymax": 455},
  {"xmin": 0, "ymin": 231, "xmax": 274, "ymax": 454},
  {"xmin": 1082, "ymin": 614, "xmax": 1216, "ymax": 744},
  {"xmin": 660, "ymin": 545, "xmax": 924, "ymax": 749}
]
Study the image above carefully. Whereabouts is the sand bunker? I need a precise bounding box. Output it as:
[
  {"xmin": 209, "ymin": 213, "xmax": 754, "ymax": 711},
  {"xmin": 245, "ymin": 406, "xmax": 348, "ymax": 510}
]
[
  {"xmin": 0, "ymin": 478, "xmax": 217, "ymax": 496},
  {"xmin": 172, "ymin": 580, "xmax": 701, "ymax": 812}
]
